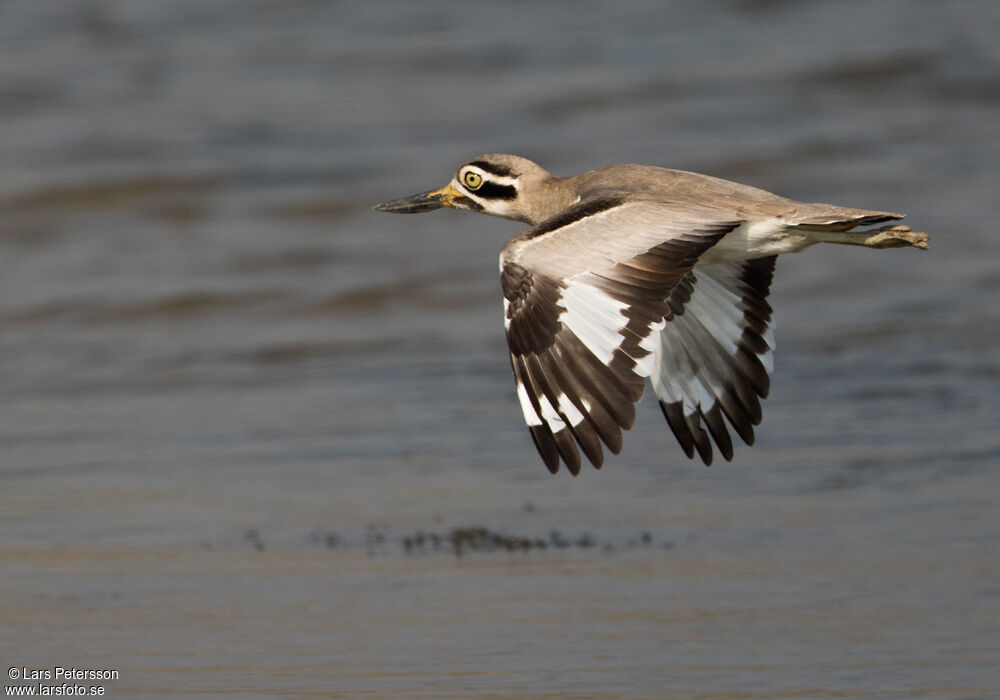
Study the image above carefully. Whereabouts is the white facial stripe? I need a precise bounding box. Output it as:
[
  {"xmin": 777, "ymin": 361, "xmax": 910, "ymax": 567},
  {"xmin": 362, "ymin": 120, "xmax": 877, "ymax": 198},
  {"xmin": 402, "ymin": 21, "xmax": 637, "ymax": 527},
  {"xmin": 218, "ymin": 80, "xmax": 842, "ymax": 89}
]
[
  {"xmin": 456, "ymin": 172, "xmax": 520, "ymax": 218},
  {"xmin": 461, "ymin": 168, "xmax": 520, "ymax": 187}
]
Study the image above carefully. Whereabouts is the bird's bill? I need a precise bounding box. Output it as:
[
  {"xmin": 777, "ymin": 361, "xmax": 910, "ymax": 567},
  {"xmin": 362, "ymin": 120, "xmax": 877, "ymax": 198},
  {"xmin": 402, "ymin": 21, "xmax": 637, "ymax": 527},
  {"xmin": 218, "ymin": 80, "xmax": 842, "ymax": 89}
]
[{"xmin": 373, "ymin": 184, "xmax": 460, "ymax": 213}]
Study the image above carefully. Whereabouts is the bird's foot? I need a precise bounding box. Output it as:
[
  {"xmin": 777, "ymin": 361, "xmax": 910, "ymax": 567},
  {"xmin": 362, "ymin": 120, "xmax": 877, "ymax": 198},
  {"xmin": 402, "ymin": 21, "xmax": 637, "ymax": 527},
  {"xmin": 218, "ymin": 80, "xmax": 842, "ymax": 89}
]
[{"xmin": 861, "ymin": 225, "xmax": 930, "ymax": 250}]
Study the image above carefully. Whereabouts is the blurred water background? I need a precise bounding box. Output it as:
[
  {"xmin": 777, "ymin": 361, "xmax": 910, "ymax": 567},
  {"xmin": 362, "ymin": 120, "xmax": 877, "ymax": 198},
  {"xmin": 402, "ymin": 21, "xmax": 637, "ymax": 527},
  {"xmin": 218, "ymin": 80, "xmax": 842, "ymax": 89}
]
[{"xmin": 2, "ymin": 1, "xmax": 998, "ymax": 698}]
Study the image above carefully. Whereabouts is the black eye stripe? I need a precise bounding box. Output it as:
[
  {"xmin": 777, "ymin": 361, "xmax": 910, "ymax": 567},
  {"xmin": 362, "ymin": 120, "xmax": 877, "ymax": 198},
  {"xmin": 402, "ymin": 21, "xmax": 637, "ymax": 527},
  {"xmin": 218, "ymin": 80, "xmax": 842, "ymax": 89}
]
[
  {"xmin": 467, "ymin": 160, "xmax": 514, "ymax": 177},
  {"xmin": 473, "ymin": 182, "xmax": 517, "ymax": 200}
]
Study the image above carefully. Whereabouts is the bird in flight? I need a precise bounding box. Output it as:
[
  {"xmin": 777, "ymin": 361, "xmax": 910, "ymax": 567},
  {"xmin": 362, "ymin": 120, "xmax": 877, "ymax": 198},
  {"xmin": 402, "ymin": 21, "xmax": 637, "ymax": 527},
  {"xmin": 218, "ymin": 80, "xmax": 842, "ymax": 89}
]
[{"xmin": 374, "ymin": 154, "xmax": 929, "ymax": 475}]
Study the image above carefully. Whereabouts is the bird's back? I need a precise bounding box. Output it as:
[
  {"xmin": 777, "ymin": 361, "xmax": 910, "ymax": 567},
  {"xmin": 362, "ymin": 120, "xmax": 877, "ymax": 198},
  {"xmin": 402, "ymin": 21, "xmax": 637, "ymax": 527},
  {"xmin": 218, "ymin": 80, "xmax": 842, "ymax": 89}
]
[{"xmin": 570, "ymin": 164, "xmax": 900, "ymax": 226}]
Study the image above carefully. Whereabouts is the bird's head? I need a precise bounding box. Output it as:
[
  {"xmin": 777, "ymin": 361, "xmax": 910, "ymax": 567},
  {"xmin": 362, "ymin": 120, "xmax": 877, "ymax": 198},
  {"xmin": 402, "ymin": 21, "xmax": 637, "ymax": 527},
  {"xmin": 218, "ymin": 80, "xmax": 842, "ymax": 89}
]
[{"xmin": 374, "ymin": 154, "xmax": 569, "ymax": 225}]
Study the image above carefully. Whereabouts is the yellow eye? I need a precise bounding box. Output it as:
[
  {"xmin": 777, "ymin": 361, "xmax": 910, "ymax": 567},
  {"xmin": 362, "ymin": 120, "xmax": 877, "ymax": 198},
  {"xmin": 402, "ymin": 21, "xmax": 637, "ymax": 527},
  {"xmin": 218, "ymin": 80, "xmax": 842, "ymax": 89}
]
[{"xmin": 462, "ymin": 170, "xmax": 484, "ymax": 190}]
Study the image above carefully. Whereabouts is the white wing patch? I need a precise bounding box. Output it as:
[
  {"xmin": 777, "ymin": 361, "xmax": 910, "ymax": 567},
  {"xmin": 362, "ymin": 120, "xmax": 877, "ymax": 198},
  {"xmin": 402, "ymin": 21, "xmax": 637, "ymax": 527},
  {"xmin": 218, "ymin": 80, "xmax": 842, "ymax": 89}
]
[
  {"xmin": 516, "ymin": 381, "xmax": 543, "ymax": 427},
  {"xmin": 558, "ymin": 278, "xmax": 664, "ymax": 377},
  {"xmin": 681, "ymin": 273, "xmax": 744, "ymax": 356},
  {"xmin": 650, "ymin": 257, "xmax": 776, "ymax": 464},
  {"xmin": 538, "ymin": 395, "xmax": 567, "ymax": 431},
  {"xmin": 557, "ymin": 392, "xmax": 587, "ymax": 427},
  {"xmin": 558, "ymin": 280, "xmax": 629, "ymax": 365}
]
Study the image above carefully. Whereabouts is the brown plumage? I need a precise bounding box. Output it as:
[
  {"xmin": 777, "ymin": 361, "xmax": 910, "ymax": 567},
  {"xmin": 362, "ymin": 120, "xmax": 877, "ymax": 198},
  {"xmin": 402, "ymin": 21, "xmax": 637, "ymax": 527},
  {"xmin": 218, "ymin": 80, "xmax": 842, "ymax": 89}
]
[{"xmin": 374, "ymin": 154, "xmax": 929, "ymax": 473}]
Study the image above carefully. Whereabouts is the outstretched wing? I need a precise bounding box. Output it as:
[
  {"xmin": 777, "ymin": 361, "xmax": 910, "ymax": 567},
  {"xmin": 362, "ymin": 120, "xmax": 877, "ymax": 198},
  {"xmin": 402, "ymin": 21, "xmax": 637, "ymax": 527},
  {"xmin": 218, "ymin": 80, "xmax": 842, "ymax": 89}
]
[
  {"xmin": 500, "ymin": 196, "xmax": 741, "ymax": 474},
  {"xmin": 652, "ymin": 256, "xmax": 777, "ymax": 465}
]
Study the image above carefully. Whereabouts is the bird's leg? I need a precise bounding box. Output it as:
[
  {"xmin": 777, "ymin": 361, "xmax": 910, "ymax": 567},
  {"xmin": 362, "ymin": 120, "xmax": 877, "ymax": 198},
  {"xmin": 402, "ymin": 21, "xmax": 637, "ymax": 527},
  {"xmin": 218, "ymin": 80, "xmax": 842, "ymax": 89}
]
[{"xmin": 805, "ymin": 225, "xmax": 930, "ymax": 250}]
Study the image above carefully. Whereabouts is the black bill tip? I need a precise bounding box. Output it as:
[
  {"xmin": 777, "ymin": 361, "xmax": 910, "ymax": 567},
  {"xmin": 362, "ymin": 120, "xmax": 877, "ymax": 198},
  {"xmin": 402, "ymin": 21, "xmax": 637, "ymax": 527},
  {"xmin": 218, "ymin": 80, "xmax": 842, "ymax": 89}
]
[{"xmin": 372, "ymin": 189, "xmax": 449, "ymax": 214}]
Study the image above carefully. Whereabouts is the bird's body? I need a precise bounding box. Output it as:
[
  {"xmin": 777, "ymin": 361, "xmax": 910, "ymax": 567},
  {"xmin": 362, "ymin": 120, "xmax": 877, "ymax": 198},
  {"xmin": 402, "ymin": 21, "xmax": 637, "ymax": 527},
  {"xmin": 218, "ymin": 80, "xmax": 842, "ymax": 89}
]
[{"xmin": 375, "ymin": 154, "xmax": 929, "ymax": 474}]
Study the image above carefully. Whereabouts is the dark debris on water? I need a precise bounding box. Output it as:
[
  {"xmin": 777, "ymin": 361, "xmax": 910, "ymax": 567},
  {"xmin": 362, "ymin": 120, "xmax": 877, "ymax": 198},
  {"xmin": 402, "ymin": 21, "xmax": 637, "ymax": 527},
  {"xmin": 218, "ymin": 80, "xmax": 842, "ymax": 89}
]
[{"xmin": 294, "ymin": 525, "xmax": 675, "ymax": 558}]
